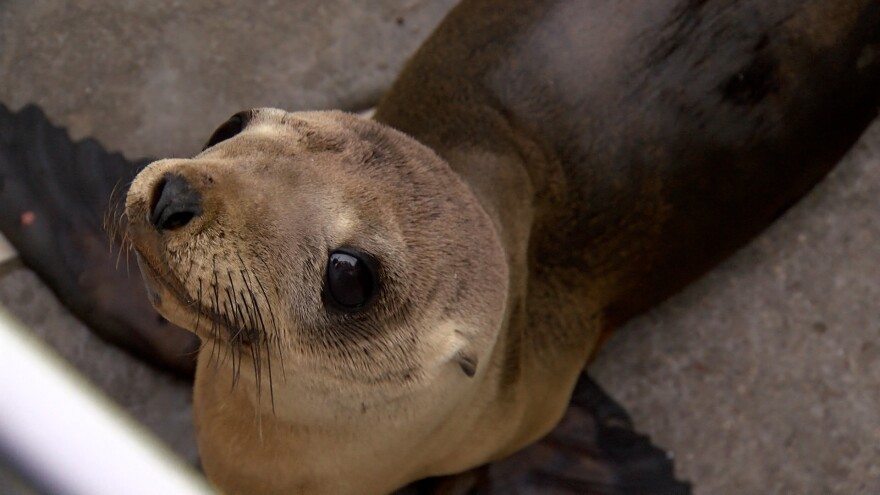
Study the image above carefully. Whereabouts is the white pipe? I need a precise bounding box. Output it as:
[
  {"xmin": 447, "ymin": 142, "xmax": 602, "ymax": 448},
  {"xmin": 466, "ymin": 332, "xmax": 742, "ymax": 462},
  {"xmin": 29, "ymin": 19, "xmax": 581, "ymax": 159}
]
[
  {"xmin": 0, "ymin": 233, "xmax": 16, "ymax": 265},
  {"xmin": 0, "ymin": 307, "xmax": 215, "ymax": 495}
]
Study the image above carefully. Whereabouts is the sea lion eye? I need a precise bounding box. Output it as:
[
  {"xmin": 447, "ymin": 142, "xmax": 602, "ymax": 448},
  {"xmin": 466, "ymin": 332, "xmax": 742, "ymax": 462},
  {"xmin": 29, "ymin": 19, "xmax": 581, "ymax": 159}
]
[
  {"xmin": 202, "ymin": 111, "xmax": 251, "ymax": 150},
  {"xmin": 323, "ymin": 249, "xmax": 377, "ymax": 311}
]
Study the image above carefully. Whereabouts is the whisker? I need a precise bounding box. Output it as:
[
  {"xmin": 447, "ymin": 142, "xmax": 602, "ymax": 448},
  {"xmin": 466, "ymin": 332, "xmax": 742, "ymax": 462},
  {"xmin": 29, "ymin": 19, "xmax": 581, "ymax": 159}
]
[
  {"xmin": 225, "ymin": 286, "xmax": 246, "ymax": 342},
  {"xmin": 227, "ymin": 270, "xmax": 258, "ymax": 398},
  {"xmin": 106, "ymin": 178, "xmax": 140, "ymax": 276},
  {"xmin": 239, "ymin": 261, "xmax": 276, "ymax": 413},
  {"xmin": 254, "ymin": 253, "xmax": 285, "ymax": 378},
  {"xmin": 103, "ymin": 177, "xmax": 125, "ymax": 240},
  {"xmin": 248, "ymin": 325, "xmax": 262, "ymax": 405},
  {"xmin": 211, "ymin": 257, "xmax": 223, "ymax": 368},
  {"xmin": 182, "ymin": 250, "xmax": 197, "ymax": 286},
  {"xmin": 194, "ymin": 278, "xmax": 203, "ymax": 335},
  {"xmin": 224, "ymin": 298, "xmax": 240, "ymax": 388}
]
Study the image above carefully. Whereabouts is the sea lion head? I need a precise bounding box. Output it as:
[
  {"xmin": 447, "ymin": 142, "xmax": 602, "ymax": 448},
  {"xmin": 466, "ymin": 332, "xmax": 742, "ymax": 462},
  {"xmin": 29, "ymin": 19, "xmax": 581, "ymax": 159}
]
[{"xmin": 124, "ymin": 108, "xmax": 510, "ymax": 490}]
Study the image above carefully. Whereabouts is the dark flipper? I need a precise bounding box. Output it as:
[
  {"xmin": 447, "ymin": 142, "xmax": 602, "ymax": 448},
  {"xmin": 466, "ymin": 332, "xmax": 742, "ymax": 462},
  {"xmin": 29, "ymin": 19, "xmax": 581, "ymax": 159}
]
[
  {"xmin": 401, "ymin": 373, "xmax": 690, "ymax": 495},
  {"xmin": 0, "ymin": 103, "xmax": 198, "ymax": 376}
]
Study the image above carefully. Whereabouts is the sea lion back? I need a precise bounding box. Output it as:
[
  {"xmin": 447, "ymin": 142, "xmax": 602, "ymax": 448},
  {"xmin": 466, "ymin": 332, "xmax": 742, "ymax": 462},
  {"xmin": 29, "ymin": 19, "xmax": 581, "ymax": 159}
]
[{"xmin": 376, "ymin": 0, "xmax": 880, "ymax": 323}]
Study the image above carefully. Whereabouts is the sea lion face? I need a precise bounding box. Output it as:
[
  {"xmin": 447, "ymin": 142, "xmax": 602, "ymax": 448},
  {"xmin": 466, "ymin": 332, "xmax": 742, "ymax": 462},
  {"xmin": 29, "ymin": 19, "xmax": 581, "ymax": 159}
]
[{"xmin": 125, "ymin": 109, "xmax": 509, "ymax": 475}]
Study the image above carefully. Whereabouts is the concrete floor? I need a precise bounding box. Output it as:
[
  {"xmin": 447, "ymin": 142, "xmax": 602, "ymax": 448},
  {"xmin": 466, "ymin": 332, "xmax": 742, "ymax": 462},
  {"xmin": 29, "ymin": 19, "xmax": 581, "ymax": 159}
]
[{"xmin": 1, "ymin": 1, "xmax": 878, "ymax": 493}]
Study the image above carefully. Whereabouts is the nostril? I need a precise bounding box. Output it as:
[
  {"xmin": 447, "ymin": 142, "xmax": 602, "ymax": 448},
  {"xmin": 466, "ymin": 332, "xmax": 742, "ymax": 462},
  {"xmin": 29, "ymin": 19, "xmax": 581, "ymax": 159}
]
[
  {"xmin": 148, "ymin": 177, "xmax": 168, "ymax": 222},
  {"xmin": 161, "ymin": 210, "xmax": 196, "ymax": 230},
  {"xmin": 149, "ymin": 173, "xmax": 202, "ymax": 231}
]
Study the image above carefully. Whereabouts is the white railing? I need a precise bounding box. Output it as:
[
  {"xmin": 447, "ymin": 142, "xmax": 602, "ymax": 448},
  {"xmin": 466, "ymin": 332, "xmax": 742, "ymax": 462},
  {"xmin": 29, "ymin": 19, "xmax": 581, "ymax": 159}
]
[{"xmin": 0, "ymin": 307, "xmax": 215, "ymax": 495}]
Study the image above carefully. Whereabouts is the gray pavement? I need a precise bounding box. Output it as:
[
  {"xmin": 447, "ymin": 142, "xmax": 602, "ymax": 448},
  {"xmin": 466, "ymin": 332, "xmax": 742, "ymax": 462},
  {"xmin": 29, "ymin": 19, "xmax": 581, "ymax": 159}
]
[{"xmin": 1, "ymin": 1, "xmax": 878, "ymax": 493}]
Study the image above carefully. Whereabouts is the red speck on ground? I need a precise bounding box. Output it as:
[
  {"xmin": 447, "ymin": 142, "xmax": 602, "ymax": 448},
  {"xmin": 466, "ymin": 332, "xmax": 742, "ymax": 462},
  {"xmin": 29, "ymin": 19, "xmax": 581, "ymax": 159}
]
[{"xmin": 21, "ymin": 211, "xmax": 36, "ymax": 226}]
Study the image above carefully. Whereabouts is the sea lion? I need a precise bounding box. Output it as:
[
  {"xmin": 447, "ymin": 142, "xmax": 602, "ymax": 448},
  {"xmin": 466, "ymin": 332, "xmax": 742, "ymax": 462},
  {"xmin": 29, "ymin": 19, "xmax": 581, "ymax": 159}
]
[
  {"xmin": 1, "ymin": 0, "xmax": 879, "ymax": 493},
  {"xmin": 120, "ymin": 0, "xmax": 880, "ymax": 493}
]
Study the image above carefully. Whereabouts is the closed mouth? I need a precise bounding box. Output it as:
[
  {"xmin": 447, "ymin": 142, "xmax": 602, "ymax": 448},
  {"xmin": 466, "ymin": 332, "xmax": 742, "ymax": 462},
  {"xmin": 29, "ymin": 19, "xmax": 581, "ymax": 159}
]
[{"xmin": 135, "ymin": 249, "xmax": 257, "ymax": 345}]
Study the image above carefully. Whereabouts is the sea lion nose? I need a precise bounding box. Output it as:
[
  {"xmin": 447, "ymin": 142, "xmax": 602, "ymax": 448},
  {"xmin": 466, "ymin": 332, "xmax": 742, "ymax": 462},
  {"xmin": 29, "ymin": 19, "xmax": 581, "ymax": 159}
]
[{"xmin": 149, "ymin": 173, "xmax": 202, "ymax": 231}]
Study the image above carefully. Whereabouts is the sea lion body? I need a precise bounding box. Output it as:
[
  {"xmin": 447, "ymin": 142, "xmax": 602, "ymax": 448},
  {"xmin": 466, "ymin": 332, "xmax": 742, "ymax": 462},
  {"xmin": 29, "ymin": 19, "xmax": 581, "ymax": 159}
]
[
  {"xmin": 126, "ymin": 109, "xmax": 550, "ymax": 494},
  {"xmin": 2, "ymin": 0, "xmax": 870, "ymax": 494},
  {"xmin": 376, "ymin": 0, "xmax": 880, "ymax": 327},
  {"xmin": 121, "ymin": 1, "xmax": 880, "ymax": 493}
]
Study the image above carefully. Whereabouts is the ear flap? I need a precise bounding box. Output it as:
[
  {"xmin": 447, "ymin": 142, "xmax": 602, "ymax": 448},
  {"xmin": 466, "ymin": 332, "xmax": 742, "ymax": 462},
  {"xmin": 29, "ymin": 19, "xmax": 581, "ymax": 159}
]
[
  {"xmin": 399, "ymin": 373, "xmax": 691, "ymax": 495},
  {"xmin": 455, "ymin": 351, "xmax": 478, "ymax": 378}
]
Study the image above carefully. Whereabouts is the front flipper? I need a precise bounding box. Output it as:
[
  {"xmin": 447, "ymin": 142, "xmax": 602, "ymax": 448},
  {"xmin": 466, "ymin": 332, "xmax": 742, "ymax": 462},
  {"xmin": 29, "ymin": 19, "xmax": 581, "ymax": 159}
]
[
  {"xmin": 0, "ymin": 103, "xmax": 198, "ymax": 376},
  {"xmin": 404, "ymin": 373, "xmax": 690, "ymax": 495}
]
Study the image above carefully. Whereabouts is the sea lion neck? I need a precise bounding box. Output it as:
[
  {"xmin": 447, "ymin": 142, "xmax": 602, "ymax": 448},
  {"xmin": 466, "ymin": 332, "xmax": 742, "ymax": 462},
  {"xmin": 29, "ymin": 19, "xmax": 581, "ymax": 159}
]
[{"xmin": 368, "ymin": 114, "xmax": 584, "ymax": 435}]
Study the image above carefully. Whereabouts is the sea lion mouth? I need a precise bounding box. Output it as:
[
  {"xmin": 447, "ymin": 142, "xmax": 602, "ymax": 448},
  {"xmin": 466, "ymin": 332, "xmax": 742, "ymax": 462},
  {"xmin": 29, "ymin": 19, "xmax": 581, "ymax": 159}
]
[{"xmin": 134, "ymin": 248, "xmax": 260, "ymax": 346}]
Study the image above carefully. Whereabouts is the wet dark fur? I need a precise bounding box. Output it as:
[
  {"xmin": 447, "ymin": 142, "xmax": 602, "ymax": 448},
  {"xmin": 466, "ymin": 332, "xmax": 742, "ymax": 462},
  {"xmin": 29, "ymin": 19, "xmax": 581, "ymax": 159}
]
[{"xmin": 376, "ymin": 0, "xmax": 880, "ymax": 329}]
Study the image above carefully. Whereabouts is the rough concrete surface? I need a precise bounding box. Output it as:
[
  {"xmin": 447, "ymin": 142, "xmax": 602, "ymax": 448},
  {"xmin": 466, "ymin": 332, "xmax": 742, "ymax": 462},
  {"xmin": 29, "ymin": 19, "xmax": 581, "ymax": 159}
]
[
  {"xmin": 0, "ymin": 1, "xmax": 877, "ymax": 494},
  {"xmin": 591, "ymin": 120, "xmax": 880, "ymax": 494}
]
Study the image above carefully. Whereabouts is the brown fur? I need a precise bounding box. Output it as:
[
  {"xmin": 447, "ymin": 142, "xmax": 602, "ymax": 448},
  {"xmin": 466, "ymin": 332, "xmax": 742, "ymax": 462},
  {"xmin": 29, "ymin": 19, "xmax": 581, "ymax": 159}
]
[
  {"xmin": 126, "ymin": 109, "xmax": 571, "ymax": 494},
  {"xmin": 124, "ymin": 0, "xmax": 880, "ymax": 493}
]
